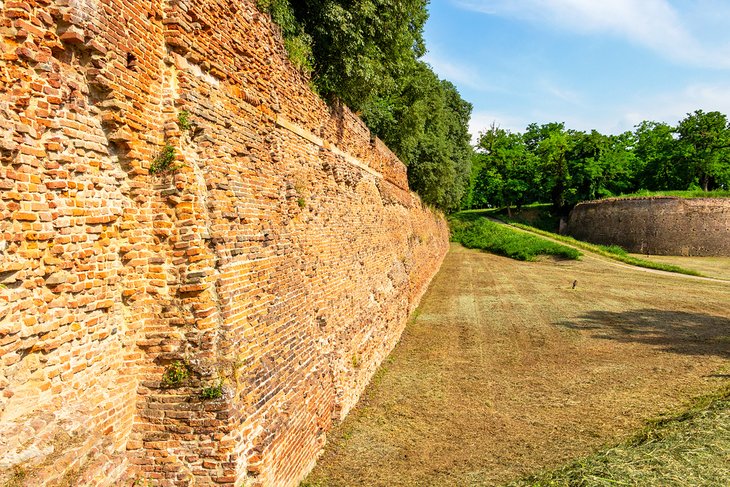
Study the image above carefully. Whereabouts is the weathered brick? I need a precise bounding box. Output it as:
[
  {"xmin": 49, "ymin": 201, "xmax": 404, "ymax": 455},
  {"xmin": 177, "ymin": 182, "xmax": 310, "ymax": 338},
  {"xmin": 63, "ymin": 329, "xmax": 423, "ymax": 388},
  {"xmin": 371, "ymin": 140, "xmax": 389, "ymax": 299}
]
[{"xmin": 0, "ymin": 2, "xmax": 447, "ymax": 487}]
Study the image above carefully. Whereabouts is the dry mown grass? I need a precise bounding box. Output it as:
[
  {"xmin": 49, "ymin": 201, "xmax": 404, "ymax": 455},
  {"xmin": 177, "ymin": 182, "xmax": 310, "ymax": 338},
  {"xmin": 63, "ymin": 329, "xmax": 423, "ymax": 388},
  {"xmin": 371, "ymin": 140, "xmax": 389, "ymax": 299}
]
[
  {"xmin": 303, "ymin": 244, "xmax": 730, "ymax": 486},
  {"xmin": 510, "ymin": 385, "xmax": 730, "ymax": 486}
]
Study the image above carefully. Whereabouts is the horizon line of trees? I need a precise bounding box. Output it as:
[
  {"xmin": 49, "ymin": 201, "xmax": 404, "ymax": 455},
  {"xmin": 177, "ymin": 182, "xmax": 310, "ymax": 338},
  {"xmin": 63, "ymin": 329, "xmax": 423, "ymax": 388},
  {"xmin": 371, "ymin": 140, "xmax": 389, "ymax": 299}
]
[{"xmin": 464, "ymin": 109, "xmax": 730, "ymax": 212}]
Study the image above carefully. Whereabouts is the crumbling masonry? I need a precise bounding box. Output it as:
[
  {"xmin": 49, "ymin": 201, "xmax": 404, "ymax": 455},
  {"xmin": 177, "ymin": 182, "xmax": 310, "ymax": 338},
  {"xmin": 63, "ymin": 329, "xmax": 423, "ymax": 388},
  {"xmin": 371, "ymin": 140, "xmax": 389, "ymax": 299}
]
[{"xmin": 0, "ymin": 1, "xmax": 449, "ymax": 485}]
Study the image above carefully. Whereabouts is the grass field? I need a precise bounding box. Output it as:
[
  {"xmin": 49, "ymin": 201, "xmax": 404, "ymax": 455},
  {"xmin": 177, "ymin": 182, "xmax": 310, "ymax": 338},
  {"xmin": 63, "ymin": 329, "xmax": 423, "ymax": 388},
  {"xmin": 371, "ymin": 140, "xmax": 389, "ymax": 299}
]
[
  {"xmin": 449, "ymin": 212, "xmax": 581, "ymax": 261},
  {"xmin": 303, "ymin": 244, "xmax": 730, "ymax": 486}
]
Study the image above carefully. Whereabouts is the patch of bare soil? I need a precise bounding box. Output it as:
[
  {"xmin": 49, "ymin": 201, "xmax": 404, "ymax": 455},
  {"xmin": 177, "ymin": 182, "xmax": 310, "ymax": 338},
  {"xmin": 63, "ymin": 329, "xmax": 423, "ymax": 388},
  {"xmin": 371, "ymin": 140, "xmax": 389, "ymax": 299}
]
[{"xmin": 303, "ymin": 243, "xmax": 730, "ymax": 486}]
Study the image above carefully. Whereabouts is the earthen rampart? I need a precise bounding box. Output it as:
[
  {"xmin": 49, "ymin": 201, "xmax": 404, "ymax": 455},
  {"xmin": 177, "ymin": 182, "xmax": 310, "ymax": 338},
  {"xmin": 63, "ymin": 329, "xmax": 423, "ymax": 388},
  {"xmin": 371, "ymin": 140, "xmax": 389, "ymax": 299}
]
[
  {"xmin": 565, "ymin": 197, "xmax": 730, "ymax": 256},
  {"xmin": 0, "ymin": 1, "xmax": 448, "ymax": 485}
]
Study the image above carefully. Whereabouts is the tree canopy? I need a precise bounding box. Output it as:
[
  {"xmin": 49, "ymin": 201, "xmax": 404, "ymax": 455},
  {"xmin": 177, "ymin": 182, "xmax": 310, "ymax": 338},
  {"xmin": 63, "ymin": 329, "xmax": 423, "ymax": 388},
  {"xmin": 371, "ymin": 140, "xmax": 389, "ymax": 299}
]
[
  {"xmin": 259, "ymin": 0, "xmax": 473, "ymax": 212},
  {"xmin": 466, "ymin": 110, "xmax": 730, "ymax": 211}
]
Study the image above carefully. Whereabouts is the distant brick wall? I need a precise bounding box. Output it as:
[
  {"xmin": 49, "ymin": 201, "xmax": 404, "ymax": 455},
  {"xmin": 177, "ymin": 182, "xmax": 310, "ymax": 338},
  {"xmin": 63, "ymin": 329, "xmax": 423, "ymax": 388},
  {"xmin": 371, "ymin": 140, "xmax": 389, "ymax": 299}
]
[
  {"xmin": 565, "ymin": 197, "xmax": 730, "ymax": 256},
  {"xmin": 0, "ymin": 1, "xmax": 448, "ymax": 486}
]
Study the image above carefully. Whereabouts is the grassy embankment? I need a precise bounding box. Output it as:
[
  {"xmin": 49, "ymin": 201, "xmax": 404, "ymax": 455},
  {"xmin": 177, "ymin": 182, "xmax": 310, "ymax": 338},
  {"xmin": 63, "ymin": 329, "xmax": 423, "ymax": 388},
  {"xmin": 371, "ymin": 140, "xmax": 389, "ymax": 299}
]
[
  {"xmin": 449, "ymin": 212, "xmax": 581, "ymax": 261},
  {"xmin": 610, "ymin": 189, "xmax": 730, "ymax": 199},
  {"xmin": 493, "ymin": 203, "xmax": 561, "ymax": 232},
  {"xmin": 504, "ymin": 221, "xmax": 704, "ymax": 277},
  {"xmin": 465, "ymin": 206, "xmax": 703, "ymax": 277},
  {"xmin": 510, "ymin": 385, "xmax": 730, "ymax": 486}
]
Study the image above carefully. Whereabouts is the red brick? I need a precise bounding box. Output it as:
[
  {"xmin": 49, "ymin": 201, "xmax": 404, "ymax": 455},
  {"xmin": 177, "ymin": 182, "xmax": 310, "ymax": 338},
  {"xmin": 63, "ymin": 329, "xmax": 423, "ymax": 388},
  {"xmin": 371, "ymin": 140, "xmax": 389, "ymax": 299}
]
[{"xmin": 0, "ymin": 2, "xmax": 447, "ymax": 487}]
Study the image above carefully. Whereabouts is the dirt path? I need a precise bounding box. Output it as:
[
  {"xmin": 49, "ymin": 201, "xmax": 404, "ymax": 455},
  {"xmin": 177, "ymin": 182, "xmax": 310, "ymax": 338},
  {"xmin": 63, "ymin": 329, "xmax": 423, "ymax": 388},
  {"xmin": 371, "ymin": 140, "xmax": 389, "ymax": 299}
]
[
  {"xmin": 488, "ymin": 216, "xmax": 730, "ymax": 283},
  {"xmin": 304, "ymin": 244, "xmax": 730, "ymax": 486},
  {"xmin": 627, "ymin": 253, "xmax": 730, "ymax": 281}
]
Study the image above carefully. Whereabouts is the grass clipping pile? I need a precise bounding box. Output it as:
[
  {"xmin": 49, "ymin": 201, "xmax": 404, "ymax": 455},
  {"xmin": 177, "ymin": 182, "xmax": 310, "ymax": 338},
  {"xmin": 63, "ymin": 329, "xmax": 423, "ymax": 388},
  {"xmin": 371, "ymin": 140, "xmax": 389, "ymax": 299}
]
[{"xmin": 511, "ymin": 386, "xmax": 730, "ymax": 486}]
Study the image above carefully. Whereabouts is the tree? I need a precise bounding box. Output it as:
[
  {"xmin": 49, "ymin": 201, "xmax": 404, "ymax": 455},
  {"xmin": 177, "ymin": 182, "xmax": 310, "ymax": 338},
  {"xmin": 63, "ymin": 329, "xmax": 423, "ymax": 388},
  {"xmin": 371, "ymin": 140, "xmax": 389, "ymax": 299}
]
[
  {"xmin": 633, "ymin": 121, "xmax": 681, "ymax": 190},
  {"xmin": 567, "ymin": 130, "xmax": 608, "ymax": 202},
  {"xmin": 466, "ymin": 110, "xmax": 730, "ymax": 212},
  {"xmin": 290, "ymin": 0, "xmax": 428, "ymax": 111},
  {"xmin": 524, "ymin": 123, "xmax": 571, "ymax": 209},
  {"xmin": 675, "ymin": 110, "xmax": 730, "ymax": 191},
  {"xmin": 472, "ymin": 126, "xmax": 538, "ymax": 213},
  {"xmin": 390, "ymin": 68, "xmax": 472, "ymax": 211},
  {"xmin": 602, "ymin": 131, "xmax": 638, "ymax": 197},
  {"xmin": 566, "ymin": 130, "xmax": 637, "ymax": 202},
  {"xmin": 260, "ymin": 0, "xmax": 473, "ymax": 212}
]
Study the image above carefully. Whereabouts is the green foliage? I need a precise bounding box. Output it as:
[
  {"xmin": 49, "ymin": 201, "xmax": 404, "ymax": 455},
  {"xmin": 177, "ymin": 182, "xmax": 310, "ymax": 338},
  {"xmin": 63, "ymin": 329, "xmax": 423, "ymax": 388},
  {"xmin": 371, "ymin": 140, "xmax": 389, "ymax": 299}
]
[
  {"xmin": 676, "ymin": 110, "xmax": 730, "ymax": 191},
  {"xmin": 494, "ymin": 204, "xmax": 560, "ymax": 233},
  {"xmin": 466, "ymin": 110, "xmax": 730, "ymax": 212},
  {"xmin": 449, "ymin": 213, "xmax": 581, "ymax": 261},
  {"xmin": 257, "ymin": 0, "xmax": 313, "ymax": 73},
  {"xmin": 633, "ymin": 121, "xmax": 682, "ymax": 190},
  {"xmin": 150, "ymin": 144, "xmax": 177, "ymax": 174},
  {"xmin": 260, "ymin": 0, "xmax": 472, "ymax": 212},
  {"xmin": 162, "ymin": 361, "xmax": 189, "ymax": 387},
  {"xmin": 177, "ymin": 110, "xmax": 191, "ymax": 131},
  {"xmin": 201, "ymin": 382, "xmax": 224, "ymax": 400},
  {"xmin": 471, "ymin": 124, "xmax": 540, "ymax": 210},
  {"xmin": 368, "ymin": 68, "xmax": 472, "ymax": 211},
  {"xmin": 290, "ymin": 0, "xmax": 428, "ymax": 110},
  {"xmin": 600, "ymin": 244, "xmax": 628, "ymax": 257}
]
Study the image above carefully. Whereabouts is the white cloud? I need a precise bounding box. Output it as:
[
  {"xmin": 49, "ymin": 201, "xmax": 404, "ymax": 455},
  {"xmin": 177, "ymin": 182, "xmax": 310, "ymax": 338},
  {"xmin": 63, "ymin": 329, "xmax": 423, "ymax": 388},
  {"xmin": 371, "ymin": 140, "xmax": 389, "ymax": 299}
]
[
  {"xmin": 469, "ymin": 82, "xmax": 730, "ymax": 139},
  {"xmin": 422, "ymin": 52, "xmax": 496, "ymax": 92},
  {"xmin": 454, "ymin": 0, "xmax": 730, "ymax": 69},
  {"xmin": 469, "ymin": 111, "xmax": 530, "ymax": 142},
  {"xmin": 616, "ymin": 83, "xmax": 730, "ymax": 131},
  {"xmin": 538, "ymin": 78, "xmax": 584, "ymax": 105}
]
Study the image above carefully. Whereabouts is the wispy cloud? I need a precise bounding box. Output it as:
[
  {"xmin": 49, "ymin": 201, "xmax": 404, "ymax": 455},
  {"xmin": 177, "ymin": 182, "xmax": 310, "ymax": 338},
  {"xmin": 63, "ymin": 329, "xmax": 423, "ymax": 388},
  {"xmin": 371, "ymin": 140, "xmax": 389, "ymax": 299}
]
[
  {"xmin": 538, "ymin": 79, "xmax": 584, "ymax": 105},
  {"xmin": 469, "ymin": 111, "xmax": 530, "ymax": 142},
  {"xmin": 454, "ymin": 0, "xmax": 730, "ymax": 69},
  {"xmin": 470, "ymin": 82, "xmax": 730, "ymax": 138},
  {"xmin": 617, "ymin": 83, "xmax": 730, "ymax": 130},
  {"xmin": 422, "ymin": 52, "xmax": 496, "ymax": 92}
]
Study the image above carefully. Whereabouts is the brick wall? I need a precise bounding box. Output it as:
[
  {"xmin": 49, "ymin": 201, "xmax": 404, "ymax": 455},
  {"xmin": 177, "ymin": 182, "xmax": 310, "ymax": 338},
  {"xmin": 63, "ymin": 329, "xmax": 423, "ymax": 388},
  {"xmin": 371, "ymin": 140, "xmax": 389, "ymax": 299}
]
[
  {"xmin": 0, "ymin": 1, "xmax": 449, "ymax": 486},
  {"xmin": 565, "ymin": 197, "xmax": 730, "ymax": 256}
]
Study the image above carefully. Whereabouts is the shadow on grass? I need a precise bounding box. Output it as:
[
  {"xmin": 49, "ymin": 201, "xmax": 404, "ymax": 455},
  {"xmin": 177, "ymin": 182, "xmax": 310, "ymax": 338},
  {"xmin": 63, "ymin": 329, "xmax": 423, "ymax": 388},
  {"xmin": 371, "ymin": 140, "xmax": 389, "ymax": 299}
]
[{"xmin": 557, "ymin": 308, "xmax": 730, "ymax": 358}]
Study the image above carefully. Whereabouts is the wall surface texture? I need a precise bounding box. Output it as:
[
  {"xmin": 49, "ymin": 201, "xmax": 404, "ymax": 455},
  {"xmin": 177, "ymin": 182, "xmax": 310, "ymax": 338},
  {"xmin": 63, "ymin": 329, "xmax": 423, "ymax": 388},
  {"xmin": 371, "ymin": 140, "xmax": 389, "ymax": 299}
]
[
  {"xmin": 0, "ymin": 1, "xmax": 449, "ymax": 485},
  {"xmin": 566, "ymin": 197, "xmax": 730, "ymax": 256}
]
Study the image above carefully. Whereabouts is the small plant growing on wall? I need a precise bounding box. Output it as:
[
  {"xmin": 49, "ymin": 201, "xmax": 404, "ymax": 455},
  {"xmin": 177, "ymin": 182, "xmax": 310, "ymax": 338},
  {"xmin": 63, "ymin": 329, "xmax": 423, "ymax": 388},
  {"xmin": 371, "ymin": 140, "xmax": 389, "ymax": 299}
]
[
  {"xmin": 150, "ymin": 144, "xmax": 177, "ymax": 174},
  {"xmin": 352, "ymin": 354, "xmax": 362, "ymax": 369},
  {"xmin": 162, "ymin": 360, "xmax": 189, "ymax": 387},
  {"xmin": 293, "ymin": 180, "xmax": 308, "ymax": 208},
  {"xmin": 177, "ymin": 110, "xmax": 192, "ymax": 131},
  {"xmin": 200, "ymin": 381, "xmax": 224, "ymax": 400}
]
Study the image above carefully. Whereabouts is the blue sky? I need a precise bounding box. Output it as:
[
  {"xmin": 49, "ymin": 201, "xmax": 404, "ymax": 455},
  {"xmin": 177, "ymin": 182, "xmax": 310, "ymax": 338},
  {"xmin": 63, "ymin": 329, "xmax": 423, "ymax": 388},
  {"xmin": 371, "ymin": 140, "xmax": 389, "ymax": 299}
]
[{"xmin": 423, "ymin": 0, "xmax": 730, "ymax": 140}]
